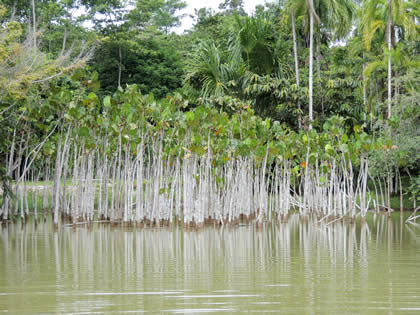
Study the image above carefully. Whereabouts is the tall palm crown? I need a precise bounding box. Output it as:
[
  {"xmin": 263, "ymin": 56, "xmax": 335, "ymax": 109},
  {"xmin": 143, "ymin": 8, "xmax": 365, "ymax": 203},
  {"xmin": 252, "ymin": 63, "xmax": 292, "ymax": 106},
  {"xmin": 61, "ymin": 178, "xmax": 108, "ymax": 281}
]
[
  {"xmin": 286, "ymin": 0, "xmax": 355, "ymax": 39},
  {"xmin": 286, "ymin": 0, "xmax": 355, "ymax": 127},
  {"xmin": 315, "ymin": 0, "xmax": 355, "ymax": 40},
  {"xmin": 361, "ymin": 0, "xmax": 419, "ymax": 51},
  {"xmin": 361, "ymin": 0, "xmax": 419, "ymax": 118}
]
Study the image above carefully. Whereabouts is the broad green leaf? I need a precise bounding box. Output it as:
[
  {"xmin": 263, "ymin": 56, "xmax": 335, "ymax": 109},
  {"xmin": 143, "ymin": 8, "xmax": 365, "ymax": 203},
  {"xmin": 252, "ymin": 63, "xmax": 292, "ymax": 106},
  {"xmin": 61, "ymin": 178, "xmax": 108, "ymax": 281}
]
[{"xmin": 103, "ymin": 96, "xmax": 111, "ymax": 108}]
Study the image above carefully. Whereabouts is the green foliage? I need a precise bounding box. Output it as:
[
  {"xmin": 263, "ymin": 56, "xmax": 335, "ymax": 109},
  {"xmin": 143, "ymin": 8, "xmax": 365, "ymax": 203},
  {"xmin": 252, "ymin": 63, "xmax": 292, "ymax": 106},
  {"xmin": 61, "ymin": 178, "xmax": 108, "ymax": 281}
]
[
  {"xmin": 407, "ymin": 176, "xmax": 420, "ymax": 204},
  {"xmin": 234, "ymin": 13, "xmax": 280, "ymax": 75},
  {"xmin": 127, "ymin": 0, "xmax": 187, "ymax": 33},
  {"xmin": 184, "ymin": 40, "xmax": 230, "ymax": 99},
  {"xmin": 1, "ymin": 0, "xmax": 419, "ymax": 207},
  {"xmin": 90, "ymin": 33, "xmax": 184, "ymax": 99},
  {"xmin": 35, "ymin": 82, "xmax": 375, "ymax": 178},
  {"xmin": 218, "ymin": 0, "xmax": 246, "ymax": 15},
  {"xmin": 184, "ymin": 12, "xmax": 300, "ymax": 125},
  {"xmin": 367, "ymin": 69, "xmax": 420, "ymax": 179}
]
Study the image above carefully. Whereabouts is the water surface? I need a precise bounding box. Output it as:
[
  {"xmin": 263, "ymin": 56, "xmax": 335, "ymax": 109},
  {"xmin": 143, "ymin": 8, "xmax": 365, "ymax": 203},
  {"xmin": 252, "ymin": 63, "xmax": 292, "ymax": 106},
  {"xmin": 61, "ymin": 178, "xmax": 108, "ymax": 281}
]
[{"xmin": 1, "ymin": 214, "xmax": 420, "ymax": 314}]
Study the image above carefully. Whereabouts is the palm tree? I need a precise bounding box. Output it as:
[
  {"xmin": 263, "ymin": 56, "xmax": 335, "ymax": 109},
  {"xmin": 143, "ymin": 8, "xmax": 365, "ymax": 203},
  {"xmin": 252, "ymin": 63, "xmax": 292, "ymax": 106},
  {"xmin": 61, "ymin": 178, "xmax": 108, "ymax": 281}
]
[
  {"xmin": 285, "ymin": 0, "xmax": 307, "ymax": 127},
  {"xmin": 308, "ymin": 0, "xmax": 318, "ymax": 128},
  {"xmin": 286, "ymin": 0, "xmax": 354, "ymax": 128},
  {"xmin": 291, "ymin": 8, "xmax": 301, "ymax": 127},
  {"xmin": 361, "ymin": 0, "xmax": 419, "ymax": 119},
  {"xmin": 285, "ymin": 0, "xmax": 319, "ymax": 128},
  {"xmin": 387, "ymin": 0, "xmax": 392, "ymax": 118},
  {"xmin": 313, "ymin": 0, "xmax": 355, "ymax": 84},
  {"xmin": 234, "ymin": 13, "xmax": 277, "ymax": 75},
  {"xmin": 184, "ymin": 41, "xmax": 230, "ymax": 99}
]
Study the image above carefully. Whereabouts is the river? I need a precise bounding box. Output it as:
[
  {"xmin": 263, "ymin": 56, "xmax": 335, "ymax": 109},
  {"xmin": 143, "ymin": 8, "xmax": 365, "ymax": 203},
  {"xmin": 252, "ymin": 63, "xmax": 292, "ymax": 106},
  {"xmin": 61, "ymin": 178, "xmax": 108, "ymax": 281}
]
[{"xmin": 1, "ymin": 213, "xmax": 420, "ymax": 313}]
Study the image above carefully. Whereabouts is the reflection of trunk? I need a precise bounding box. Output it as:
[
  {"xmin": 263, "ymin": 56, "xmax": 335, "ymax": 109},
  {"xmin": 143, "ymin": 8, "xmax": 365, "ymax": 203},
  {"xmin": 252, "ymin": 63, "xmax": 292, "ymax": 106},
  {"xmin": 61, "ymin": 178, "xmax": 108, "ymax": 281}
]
[
  {"xmin": 387, "ymin": 0, "xmax": 392, "ymax": 119},
  {"xmin": 118, "ymin": 46, "xmax": 122, "ymax": 88},
  {"xmin": 291, "ymin": 9, "xmax": 301, "ymax": 128},
  {"xmin": 308, "ymin": 9, "xmax": 314, "ymax": 128}
]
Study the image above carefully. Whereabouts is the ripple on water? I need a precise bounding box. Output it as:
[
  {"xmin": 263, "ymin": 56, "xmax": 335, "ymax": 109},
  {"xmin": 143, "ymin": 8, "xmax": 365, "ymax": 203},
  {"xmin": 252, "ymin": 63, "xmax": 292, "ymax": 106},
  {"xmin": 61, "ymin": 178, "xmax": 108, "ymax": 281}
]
[
  {"xmin": 167, "ymin": 294, "xmax": 261, "ymax": 299},
  {"xmin": 164, "ymin": 308, "xmax": 236, "ymax": 313},
  {"xmin": 80, "ymin": 291, "xmax": 185, "ymax": 296},
  {"xmin": 1, "ymin": 214, "xmax": 420, "ymax": 314}
]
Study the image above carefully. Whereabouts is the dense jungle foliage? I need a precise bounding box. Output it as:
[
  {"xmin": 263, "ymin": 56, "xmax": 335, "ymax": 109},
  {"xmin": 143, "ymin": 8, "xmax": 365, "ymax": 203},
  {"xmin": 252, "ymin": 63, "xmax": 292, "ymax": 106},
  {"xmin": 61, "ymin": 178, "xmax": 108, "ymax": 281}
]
[{"xmin": 0, "ymin": 0, "xmax": 419, "ymax": 219}]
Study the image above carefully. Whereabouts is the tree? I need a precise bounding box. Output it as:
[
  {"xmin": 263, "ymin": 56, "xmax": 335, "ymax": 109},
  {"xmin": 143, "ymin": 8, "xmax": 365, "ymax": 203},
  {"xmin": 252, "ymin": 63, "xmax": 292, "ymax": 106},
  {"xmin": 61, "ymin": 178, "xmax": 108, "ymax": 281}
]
[
  {"xmin": 1, "ymin": 0, "xmax": 123, "ymax": 59},
  {"xmin": 0, "ymin": 7, "xmax": 89, "ymax": 102},
  {"xmin": 308, "ymin": 0, "xmax": 320, "ymax": 128},
  {"xmin": 127, "ymin": 0, "xmax": 187, "ymax": 34},
  {"xmin": 90, "ymin": 32, "xmax": 184, "ymax": 98},
  {"xmin": 387, "ymin": 0, "xmax": 392, "ymax": 118},
  {"xmin": 218, "ymin": 0, "xmax": 246, "ymax": 15},
  {"xmin": 0, "ymin": 5, "xmax": 90, "ymax": 209},
  {"xmin": 234, "ymin": 13, "xmax": 278, "ymax": 75},
  {"xmin": 361, "ymin": 0, "xmax": 419, "ymax": 119},
  {"xmin": 284, "ymin": 0, "xmax": 354, "ymax": 127},
  {"xmin": 285, "ymin": 0, "xmax": 308, "ymax": 127},
  {"xmin": 184, "ymin": 12, "xmax": 304, "ymax": 124},
  {"xmin": 313, "ymin": 0, "xmax": 355, "ymax": 85},
  {"xmin": 154, "ymin": 0, "xmax": 188, "ymax": 34},
  {"xmin": 184, "ymin": 40, "xmax": 229, "ymax": 99},
  {"xmin": 291, "ymin": 6, "xmax": 301, "ymax": 126}
]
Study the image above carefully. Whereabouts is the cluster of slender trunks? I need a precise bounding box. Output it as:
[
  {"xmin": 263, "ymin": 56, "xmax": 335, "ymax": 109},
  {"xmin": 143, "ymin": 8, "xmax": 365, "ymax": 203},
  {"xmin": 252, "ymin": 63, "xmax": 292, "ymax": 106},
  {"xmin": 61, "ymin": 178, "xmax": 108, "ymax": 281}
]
[{"xmin": 1, "ymin": 125, "xmax": 405, "ymax": 228}]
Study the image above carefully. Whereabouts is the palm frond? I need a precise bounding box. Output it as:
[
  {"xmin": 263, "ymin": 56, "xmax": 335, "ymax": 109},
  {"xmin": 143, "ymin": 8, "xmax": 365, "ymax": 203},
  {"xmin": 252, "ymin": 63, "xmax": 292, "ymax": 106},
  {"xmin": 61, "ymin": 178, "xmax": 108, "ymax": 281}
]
[
  {"xmin": 363, "ymin": 59, "xmax": 386, "ymax": 81},
  {"xmin": 363, "ymin": 19, "xmax": 385, "ymax": 51}
]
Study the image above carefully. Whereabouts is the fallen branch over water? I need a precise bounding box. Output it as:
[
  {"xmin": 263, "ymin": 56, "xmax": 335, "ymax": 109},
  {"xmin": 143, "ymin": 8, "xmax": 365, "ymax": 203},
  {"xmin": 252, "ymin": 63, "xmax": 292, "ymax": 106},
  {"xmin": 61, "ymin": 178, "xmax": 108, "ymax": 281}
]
[{"xmin": 406, "ymin": 206, "xmax": 420, "ymax": 223}]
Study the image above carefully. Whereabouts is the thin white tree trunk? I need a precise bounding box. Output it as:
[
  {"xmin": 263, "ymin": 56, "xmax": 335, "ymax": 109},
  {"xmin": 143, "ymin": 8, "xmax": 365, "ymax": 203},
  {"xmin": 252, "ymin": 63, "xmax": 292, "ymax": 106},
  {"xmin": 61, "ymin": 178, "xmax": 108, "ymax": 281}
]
[
  {"xmin": 34, "ymin": 170, "xmax": 40, "ymax": 222},
  {"xmin": 1, "ymin": 130, "xmax": 16, "ymax": 220},
  {"xmin": 52, "ymin": 136, "xmax": 62, "ymax": 226},
  {"xmin": 115, "ymin": 129, "xmax": 122, "ymax": 220},
  {"xmin": 397, "ymin": 168, "xmax": 403, "ymax": 212},
  {"xmin": 43, "ymin": 159, "xmax": 50, "ymax": 213},
  {"xmin": 31, "ymin": 0, "xmax": 36, "ymax": 48},
  {"xmin": 110, "ymin": 158, "xmax": 117, "ymax": 221},
  {"xmin": 291, "ymin": 9, "xmax": 302, "ymax": 128},
  {"xmin": 363, "ymin": 61, "xmax": 367, "ymax": 120},
  {"xmin": 387, "ymin": 0, "xmax": 392, "ymax": 119},
  {"xmin": 118, "ymin": 46, "xmax": 122, "ymax": 88},
  {"xmin": 71, "ymin": 144, "xmax": 81, "ymax": 223},
  {"xmin": 60, "ymin": 130, "xmax": 71, "ymax": 218},
  {"xmin": 102, "ymin": 141, "xmax": 109, "ymax": 220},
  {"xmin": 308, "ymin": 8, "xmax": 314, "ymax": 128},
  {"xmin": 257, "ymin": 147, "xmax": 269, "ymax": 224},
  {"xmin": 135, "ymin": 137, "xmax": 144, "ymax": 223},
  {"xmin": 316, "ymin": 33, "xmax": 321, "ymax": 87},
  {"xmin": 316, "ymin": 35, "xmax": 325, "ymax": 115}
]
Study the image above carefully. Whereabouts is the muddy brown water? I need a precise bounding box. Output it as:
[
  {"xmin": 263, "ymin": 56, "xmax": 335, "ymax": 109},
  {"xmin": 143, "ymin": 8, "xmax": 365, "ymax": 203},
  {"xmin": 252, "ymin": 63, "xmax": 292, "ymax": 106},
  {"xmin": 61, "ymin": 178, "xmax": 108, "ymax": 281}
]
[{"xmin": 1, "ymin": 213, "xmax": 420, "ymax": 314}]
